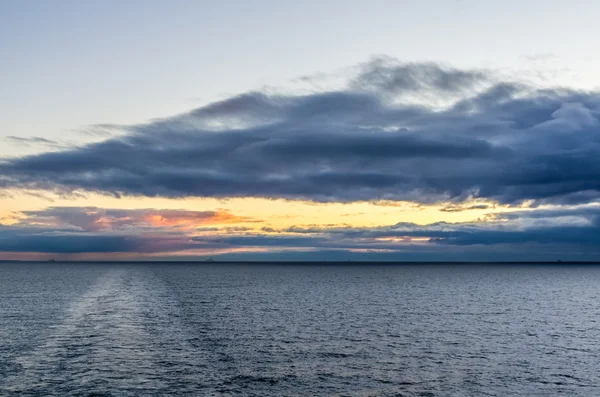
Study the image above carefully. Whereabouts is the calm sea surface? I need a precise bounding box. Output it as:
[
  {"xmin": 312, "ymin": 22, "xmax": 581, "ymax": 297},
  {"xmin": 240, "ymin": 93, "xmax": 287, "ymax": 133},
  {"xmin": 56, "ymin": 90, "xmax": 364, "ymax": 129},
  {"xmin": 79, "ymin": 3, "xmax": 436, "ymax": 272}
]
[{"xmin": 1, "ymin": 262, "xmax": 599, "ymax": 396}]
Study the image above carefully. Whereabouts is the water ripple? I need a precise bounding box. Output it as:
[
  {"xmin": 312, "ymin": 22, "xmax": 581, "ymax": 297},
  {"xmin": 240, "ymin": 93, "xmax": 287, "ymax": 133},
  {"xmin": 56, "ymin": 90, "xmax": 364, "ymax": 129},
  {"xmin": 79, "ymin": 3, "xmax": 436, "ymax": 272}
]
[{"xmin": 1, "ymin": 263, "xmax": 600, "ymax": 396}]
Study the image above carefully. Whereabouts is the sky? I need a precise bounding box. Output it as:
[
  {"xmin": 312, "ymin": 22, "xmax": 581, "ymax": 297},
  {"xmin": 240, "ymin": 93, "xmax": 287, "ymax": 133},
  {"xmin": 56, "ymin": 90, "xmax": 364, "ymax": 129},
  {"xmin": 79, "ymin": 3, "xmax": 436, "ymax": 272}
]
[{"xmin": 1, "ymin": 0, "xmax": 600, "ymax": 261}]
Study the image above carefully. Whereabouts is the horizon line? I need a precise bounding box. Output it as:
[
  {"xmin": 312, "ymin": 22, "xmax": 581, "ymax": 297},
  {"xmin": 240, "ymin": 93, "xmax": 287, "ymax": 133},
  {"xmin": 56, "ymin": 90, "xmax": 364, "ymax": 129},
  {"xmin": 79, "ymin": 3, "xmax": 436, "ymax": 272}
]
[{"xmin": 2, "ymin": 260, "xmax": 600, "ymax": 265}]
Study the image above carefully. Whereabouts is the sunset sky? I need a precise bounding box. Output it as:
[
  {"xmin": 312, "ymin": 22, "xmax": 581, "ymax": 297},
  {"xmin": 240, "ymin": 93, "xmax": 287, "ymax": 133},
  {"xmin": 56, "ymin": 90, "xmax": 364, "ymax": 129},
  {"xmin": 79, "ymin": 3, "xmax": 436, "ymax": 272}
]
[{"xmin": 2, "ymin": 0, "xmax": 600, "ymax": 261}]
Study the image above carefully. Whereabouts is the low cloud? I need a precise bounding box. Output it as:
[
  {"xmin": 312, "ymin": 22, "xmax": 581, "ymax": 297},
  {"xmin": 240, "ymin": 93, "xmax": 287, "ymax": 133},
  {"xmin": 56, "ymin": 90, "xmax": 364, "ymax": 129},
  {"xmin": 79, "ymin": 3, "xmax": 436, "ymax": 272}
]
[
  {"xmin": 17, "ymin": 207, "xmax": 253, "ymax": 232},
  {"xmin": 1, "ymin": 204, "xmax": 599, "ymax": 259},
  {"xmin": 439, "ymin": 203, "xmax": 492, "ymax": 212}
]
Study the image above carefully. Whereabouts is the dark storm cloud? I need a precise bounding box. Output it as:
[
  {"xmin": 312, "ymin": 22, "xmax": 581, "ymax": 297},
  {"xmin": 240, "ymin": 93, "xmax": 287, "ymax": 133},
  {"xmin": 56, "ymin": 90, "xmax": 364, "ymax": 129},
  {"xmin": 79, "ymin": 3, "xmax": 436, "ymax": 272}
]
[{"xmin": 1, "ymin": 57, "xmax": 600, "ymax": 204}]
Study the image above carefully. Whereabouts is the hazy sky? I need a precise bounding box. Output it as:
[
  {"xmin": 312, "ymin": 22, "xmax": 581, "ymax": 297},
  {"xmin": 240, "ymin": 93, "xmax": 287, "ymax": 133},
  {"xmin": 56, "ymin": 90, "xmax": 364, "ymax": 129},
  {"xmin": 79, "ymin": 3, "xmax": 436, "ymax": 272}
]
[
  {"xmin": 1, "ymin": 1, "xmax": 600, "ymax": 261},
  {"xmin": 2, "ymin": 0, "xmax": 599, "ymax": 145}
]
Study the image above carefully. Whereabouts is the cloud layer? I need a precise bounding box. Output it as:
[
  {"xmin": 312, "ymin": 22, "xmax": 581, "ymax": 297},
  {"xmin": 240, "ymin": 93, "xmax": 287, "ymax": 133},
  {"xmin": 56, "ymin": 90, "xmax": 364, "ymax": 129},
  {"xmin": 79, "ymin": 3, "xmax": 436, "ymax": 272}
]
[
  {"xmin": 19, "ymin": 207, "xmax": 252, "ymax": 231},
  {"xmin": 2, "ymin": 204, "xmax": 599, "ymax": 260},
  {"xmin": 1, "ymin": 58, "xmax": 599, "ymax": 205},
  {"xmin": 2, "ymin": 57, "xmax": 600, "ymax": 260}
]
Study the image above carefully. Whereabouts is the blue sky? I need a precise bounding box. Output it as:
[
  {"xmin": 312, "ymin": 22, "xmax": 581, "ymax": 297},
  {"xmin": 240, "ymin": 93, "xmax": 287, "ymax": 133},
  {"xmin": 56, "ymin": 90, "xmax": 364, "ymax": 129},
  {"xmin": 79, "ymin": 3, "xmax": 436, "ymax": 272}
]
[{"xmin": 2, "ymin": 0, "xmax": 599, "ymax": 148}]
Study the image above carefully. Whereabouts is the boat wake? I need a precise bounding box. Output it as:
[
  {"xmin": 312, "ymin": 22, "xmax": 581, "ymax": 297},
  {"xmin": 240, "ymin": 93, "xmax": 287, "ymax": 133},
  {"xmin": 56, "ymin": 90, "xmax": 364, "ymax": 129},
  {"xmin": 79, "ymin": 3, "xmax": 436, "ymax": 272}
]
[{"xmin": 1, "ymin": 267, "xmax": 208, "ymax": 397}]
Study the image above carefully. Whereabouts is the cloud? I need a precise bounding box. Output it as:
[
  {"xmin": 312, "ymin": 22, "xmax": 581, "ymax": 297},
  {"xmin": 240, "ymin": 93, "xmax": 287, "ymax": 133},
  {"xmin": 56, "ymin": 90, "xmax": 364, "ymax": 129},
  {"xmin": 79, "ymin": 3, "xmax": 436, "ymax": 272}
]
[
  {"xmin": 1, "ymin": 204, "xmax": 600, "ymax": 259},
  {"xmin": 3, "ymin": 136, "xmax": 66, "ymax": 148},
  {"xmin": 1, "ymin": 57, "xmax": 600, "ymax": 206},
  {"xmin": 0, "ymin": 226, "xmax": 197, "ymax": 254},
  {"xmin": 17, "ymin": 207, "xmax": 252, "ymax": 232},
  {"xmin": 352, "ymin": 57, "xmax": 488, "ymax": 97},
  {"xmin": 0, "ymin": 206, "xmax": 256, "ymax": 256},
  {"xmin": 247, "ymin": 205, "xmax": 600, "ymax": 248},
  {"xmin": 439, "ymin": 203, "xmax": 492, "ymax": 212}
]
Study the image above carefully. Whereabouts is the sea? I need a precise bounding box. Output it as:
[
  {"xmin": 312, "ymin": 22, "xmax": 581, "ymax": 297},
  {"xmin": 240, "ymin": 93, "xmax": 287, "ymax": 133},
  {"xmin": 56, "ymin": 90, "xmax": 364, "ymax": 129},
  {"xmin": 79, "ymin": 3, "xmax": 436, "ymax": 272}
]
[{"xmin": 0, "ymin": 262, "xmax": 599, "ymax": 396}]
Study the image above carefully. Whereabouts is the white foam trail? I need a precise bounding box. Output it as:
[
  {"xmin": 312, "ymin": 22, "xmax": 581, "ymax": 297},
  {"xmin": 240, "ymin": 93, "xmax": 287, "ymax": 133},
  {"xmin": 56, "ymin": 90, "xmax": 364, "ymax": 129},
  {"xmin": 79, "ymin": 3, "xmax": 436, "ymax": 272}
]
[{"xmin": 2, "ymin": 267, "xmax": 206, "ymax": 396}]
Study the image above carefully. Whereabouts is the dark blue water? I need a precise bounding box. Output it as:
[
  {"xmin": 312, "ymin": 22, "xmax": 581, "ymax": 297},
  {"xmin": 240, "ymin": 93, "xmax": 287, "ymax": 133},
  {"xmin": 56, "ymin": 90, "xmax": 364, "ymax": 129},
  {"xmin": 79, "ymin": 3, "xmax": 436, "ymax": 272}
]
[{"xmin": 1, "ymin": 263, "xmax": 599, "ymax": 396}]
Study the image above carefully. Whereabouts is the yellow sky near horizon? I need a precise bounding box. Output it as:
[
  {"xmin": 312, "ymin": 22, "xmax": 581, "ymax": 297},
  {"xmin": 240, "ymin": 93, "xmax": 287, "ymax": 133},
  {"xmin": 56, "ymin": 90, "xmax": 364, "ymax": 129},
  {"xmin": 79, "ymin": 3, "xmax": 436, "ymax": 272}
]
[{"xmin": 0, "ymin": 189, "xmax": 508, "ymax": 230}]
